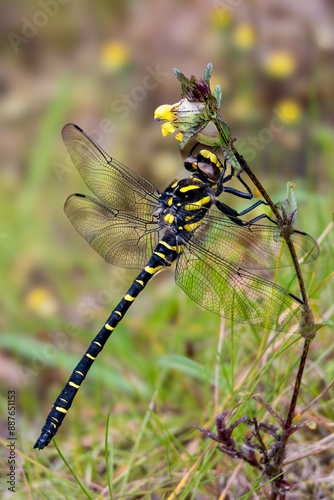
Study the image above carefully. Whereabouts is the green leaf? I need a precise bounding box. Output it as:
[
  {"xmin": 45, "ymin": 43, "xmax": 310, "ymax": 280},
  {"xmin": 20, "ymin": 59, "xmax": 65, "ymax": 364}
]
[
  {"xmin": 203, "ymin": 63, "xmax": 213, "ymax": 85},
  {"xmin": 221, "ymin": 120, "xmax": 231, "ymax": 142},
  {"xmin": 213, "ymin": 85, "xmax": 222, "ymax": 109},
  {"xmin": 225, "ymin": 147, "xmax": 241, "ymax": 170},
  {"xmin": 105, "ymin": 413, "xmax": 114, "ymax": 500},
  {"xmin": 159, "ymin": 354, "xmax": 218, "ymax": 384},
  {"xmin": 277, "ymin": 181, "xmax": 298, "ymax": 225},
  {"xmin": 173, "ymin": 67, "xmax": 189, "ymax": 85},
  {"xmin": 54, "ymin": 440, "xmax": 94, "ymax": 500},
  {"xmin": 180, "ymin": 130, "xmax": 196, "ymax": 147}
]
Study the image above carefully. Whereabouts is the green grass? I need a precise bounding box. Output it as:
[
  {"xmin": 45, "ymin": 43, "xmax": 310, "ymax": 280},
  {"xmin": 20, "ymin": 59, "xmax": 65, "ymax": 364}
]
[{"xmin": 2, "ymin": 188, "xmax": 333, "ymax": 499}]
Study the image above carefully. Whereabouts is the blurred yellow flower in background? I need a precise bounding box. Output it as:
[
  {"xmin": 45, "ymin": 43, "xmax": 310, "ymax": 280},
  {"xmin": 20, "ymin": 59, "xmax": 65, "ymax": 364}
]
[
  {"xmin": 25, "ymin": 286, "xmax": 58, "ymax": 317},
  {"xmin": 234, "ymin": 23, "xmax": 255, "ymax": 50},
  {"xmin": 210, "ymin": 7, "xmax": 233, "ymax": 28},
  {"xmin": 275, "ymin": 99, "xmax": 302, "ymax": 124},
  {"xmin": 100, "ymin": 41, "xmax": 130, "ymax": 71},
  {"xmin": 264, "ymin": 51, "xmax": 296, "ymax": 78}
]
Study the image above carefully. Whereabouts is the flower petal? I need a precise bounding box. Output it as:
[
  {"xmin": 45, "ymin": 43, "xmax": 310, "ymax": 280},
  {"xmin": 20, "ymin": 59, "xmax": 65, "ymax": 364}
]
[
  {"xmin": 161, "ymin": 122, "xmax": 176, "ymax": 136},
  {"xmin": 154, "ymin": 104, "xmax": 175, "ymax": 121}
]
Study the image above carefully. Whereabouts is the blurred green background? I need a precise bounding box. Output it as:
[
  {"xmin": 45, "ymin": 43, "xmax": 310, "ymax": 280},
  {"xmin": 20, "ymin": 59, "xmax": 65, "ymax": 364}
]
[{"xmin": 1, "ymin": 1, "xmax": 334, "ymax": 498}]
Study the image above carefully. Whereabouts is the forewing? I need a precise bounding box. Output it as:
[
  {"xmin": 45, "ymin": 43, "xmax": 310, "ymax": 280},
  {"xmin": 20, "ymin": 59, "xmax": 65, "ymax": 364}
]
[
  {"xmin": 62, "ymin": 124, "xmax": 160, "ymax": 213},
  {"xmin": 175, "ymin": 238, "xmax": 304, "ymax": 332},
  {"xmin": 64, "ymin": 194, "xmax": 160, "ymax": 269},
  {"xmin": 187, "ymin": 210, "xmax": 319, "ymax": 269}
]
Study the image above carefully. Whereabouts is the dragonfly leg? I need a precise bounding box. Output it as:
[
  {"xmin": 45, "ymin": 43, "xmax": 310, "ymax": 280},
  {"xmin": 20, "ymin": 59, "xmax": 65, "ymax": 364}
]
[
  {"xmin": 215, "ymin": 157, "xmax": 229, "ymax": 196},
  {"xmin": 215, "ymin": 201, "xmax": 246, "ymax": 226},
  {"xmin": 216, "ymin": 155, "xmax": 253, "ymax": 199},
  {"xmin": 216, "ymin": 200, "xmax": 277, "ymax": 226},
  {"xmin": 221, "ymin": 168, "xmax": 254, "ymax": 199},
  {"xmin": 237, "ymin": 200, "xmax": 277, "ymax": 224},
  {"xmin": 245, "ymin": 212, "xmax": 277, "ymax": 225},
  {"xmin": 222, "ymin": 185, "xmax": 253, "ymax": 199}
]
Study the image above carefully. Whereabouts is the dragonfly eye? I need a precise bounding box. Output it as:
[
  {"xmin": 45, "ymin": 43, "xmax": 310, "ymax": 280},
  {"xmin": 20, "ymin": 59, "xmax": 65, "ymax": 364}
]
[
  {"xmin": 185, "ymin": 151, "xmax": 223, "ymax": 183},
  {"xmin": 184, "ymin": 157, "xmax": 198, "ymax": 174},
  {"xmin": 196, "ymin": 161, "xmax": 221, "ymax": 182}
]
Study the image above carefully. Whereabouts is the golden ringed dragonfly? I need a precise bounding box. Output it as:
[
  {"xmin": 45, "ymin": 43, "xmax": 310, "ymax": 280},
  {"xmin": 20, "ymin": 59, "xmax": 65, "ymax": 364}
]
[{"xmin": 34, "ymin": 124, "xmax": 318, "ymax": 449}]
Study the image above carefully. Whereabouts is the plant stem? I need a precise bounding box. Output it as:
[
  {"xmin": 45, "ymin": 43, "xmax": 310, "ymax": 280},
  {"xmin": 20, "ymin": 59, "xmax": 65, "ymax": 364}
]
[
  {"xmin": 232, "ymin": 147, "xmax": 314, "ymax": 327},
  {"xmin": 284, "ymin": 337, "xmax": 312, "ymax": 438},
  {"xmin": 212, "ymin": 121, "xmax": 318, "ymax": 496}
]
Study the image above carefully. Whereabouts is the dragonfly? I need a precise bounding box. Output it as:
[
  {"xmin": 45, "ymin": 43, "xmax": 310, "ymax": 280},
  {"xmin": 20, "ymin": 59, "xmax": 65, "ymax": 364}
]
[{"xmin": 34, "ymin": 123, "xmax": 318, "ymax": 450}]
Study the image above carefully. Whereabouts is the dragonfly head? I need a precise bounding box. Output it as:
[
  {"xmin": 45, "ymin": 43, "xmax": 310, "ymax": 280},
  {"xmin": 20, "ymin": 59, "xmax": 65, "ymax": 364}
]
[{"xmin": 184, "ymin": 149, "xmax": 223, "ymax": 184}]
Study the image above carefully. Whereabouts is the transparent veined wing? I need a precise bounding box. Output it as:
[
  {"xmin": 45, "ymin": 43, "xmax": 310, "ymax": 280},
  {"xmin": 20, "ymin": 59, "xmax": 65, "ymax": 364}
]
[
  {"xmin": 181, "ymin": 208, "xmax": 318, "ymax": 270},
  {"xmin": 175, "ymin": 217, "xmax": 307, "ymax": 332},
  {"xmin": 64, "ymin": 193, "xmax": 160, "ymax": 269},
  {"xmin": 62, "ymin": 123, "xmax": 160, "ymax": 214}
]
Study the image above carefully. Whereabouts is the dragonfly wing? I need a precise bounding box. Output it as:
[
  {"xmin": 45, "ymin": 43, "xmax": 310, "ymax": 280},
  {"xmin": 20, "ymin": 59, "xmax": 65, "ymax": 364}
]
[
  {"xmin": 62, "ymin": 124, "xmax": 160, "ymax": 213},
  {"xmin": 64, "ymin": 193, "xmax": 160, "ymax": 269},
  {"xmin": 190, "ymin": 211, "xmax": 319, "ymax": 269},
  {"xmin": 175, "ymin": 228, "xmax": 305, "ymax": 332}
]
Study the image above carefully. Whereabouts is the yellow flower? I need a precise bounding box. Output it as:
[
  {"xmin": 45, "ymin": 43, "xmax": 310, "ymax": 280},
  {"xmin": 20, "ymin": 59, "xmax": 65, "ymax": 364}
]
[
  {"xmin": 264, "ymin": 51, "xmax": 296, "ymax": 78},
  {"xmin": 155, "ymin": 99, "xmax": 207, "ymax": 124},
  {"xmin": 155, "ymin": 65, "xmax": 231, "ymax": 149},
  {"xmin": 155, "ymin": 104, "xmax": 175, "ymax": 123},
  {"xmin": 275, "ymin": 99, "xmax": 302, "ymax": 124},
  {"xmin": 210, "ymin": 7, "xmax": 233, "ymax": 28},
  {"xmin": 25, "ymin": 286, "xmax": 58, "ymax": 316},
  {"xmin": 234, "ymin": 24, "xmax": 255, "ymax": 50},
  {"xmin": 154, "ymin": 98, "xmax": 208, "ymax": 143},
  {"xmin": 100, "ymin": 41, "xmax": 130, "ymax": 71}
]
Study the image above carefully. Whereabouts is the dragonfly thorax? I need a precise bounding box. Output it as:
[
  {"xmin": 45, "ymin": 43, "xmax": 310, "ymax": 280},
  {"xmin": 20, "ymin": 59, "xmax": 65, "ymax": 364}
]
[{"xmin": 158, "ymin": 176, "xmax": 213, "ymax": 233}]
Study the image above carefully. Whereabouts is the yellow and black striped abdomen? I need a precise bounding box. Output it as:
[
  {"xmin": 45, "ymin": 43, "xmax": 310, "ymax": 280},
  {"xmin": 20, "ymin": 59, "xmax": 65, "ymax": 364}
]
[{"xmin": 34, "ymin": 233, "xmax": 179, "ymax": 449}]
